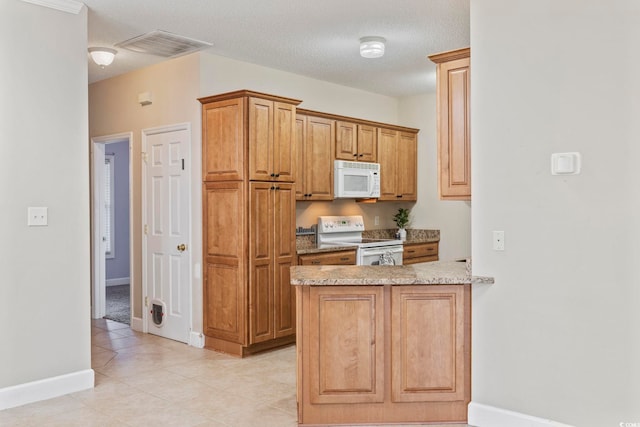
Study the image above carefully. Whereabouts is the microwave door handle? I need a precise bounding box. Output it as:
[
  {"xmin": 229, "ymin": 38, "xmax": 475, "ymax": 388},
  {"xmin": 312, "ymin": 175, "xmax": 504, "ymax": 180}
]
[{"xmin": 368, "ymin": 171, "xmax": 375, "ymax": 195}]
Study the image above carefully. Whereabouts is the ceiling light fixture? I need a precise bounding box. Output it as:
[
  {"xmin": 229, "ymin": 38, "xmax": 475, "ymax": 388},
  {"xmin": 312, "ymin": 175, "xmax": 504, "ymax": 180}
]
[
  {"xmin": 88, "ymin": 47, "xmax": 117, "ymax": 68},
  {"xmin": 359, "ymin": 37, "xmax": 386, "ymax": 59}
]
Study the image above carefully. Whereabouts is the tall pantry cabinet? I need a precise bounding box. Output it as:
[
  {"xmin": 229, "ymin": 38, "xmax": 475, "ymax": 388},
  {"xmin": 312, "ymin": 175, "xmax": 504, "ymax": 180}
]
[{"xmin": 199, "ymin": 90, "xmax": 301, "ymax": 356}]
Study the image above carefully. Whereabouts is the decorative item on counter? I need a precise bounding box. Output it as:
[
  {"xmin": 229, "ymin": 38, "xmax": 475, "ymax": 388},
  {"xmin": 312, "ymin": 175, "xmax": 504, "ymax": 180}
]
[{"xmin": 393, "ymin": 208, "xmax": 410, "ymax": 241}]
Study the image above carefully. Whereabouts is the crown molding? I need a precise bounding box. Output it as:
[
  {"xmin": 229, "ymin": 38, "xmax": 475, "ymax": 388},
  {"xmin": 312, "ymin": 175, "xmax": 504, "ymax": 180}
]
[{"xmin": 20, "ymin": 0, "xmax": 84, "ymax": 14}]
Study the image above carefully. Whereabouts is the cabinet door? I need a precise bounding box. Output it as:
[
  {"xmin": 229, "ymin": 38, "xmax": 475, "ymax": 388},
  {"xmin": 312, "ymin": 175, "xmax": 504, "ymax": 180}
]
[
  {"xmin": 202, "ymin": 98, "xmax": 245, "ymax": 181},
  {"xmin": 335, "ymin": 121, "xmax": 357, "ymax": 161},
  {"xmin": 377, "ymin": 128, "xmax": 399, "ymax": 201},
  {"xmin": 439, "ymin": 57, "xmax": 471, "ymax": 200},
  {"xmin": 249, "ymin": 182, "xmax": 274, "ymax": 344},
  {"xmin": 273, "ymin": 102, "xmax": 296, "ymax": 182},
  {"xmin": 274, "ymin": 183, "xmax": 296, "ymax": 338},
  {"xmin": 357, "ymin": 124, "xmax": 377, "ymax": 162},
  {"xmin": 203, "ymin": 181, "xmax": 246, "ymax": 344},
  {"xmin": 295, "ymin": 115, "xmax": 307, "ymax": 200},
  {"xmin": 397, "ymin": 132, "xmax": 417, "ymax": 201},
  {"xmin": 391, "ymin": 286, "xmax": 468, "ymax": 403},
  {"xmin": 304, "ymin": 117, "xmax": 335, "ymax": 200},
  {"xmin": 248, "ymin": 97, "xmax": 274, "ymax": 182},
  {"xmin": 308, "ymin": 286, "xmax": 385, "ymax": 404}
]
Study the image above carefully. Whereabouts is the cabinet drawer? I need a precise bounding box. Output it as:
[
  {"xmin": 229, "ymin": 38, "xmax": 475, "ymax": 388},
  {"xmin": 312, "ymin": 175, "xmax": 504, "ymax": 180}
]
[
  {"xmin": 403, "ymin": 242, "xmax": 438, "ymax": 260},
  {"xmin": 298, "ymin": 250, "xmax": 356, "ymax": 266}
]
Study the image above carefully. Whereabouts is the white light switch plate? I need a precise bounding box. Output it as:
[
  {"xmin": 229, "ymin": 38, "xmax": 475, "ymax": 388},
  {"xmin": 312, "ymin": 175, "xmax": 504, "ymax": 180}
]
[
  {"xmin": 28, "ymin": 207, "xmax": 48, "ymax": 226},
  {"xmin": 551, "ymin": 152, "xmax": 581, "ymax": 175}
]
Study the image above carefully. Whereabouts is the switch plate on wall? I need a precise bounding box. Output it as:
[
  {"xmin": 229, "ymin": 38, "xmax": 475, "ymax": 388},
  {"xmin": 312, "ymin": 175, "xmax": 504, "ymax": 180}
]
[
  {"xmin": 493, "ymin": 230, "xmax": 505, "ymax": 251},
  {"xmin": 28, "ymin": 207, "xmax": 48, "ymax": 226},
  {"xmin": 374, "ymin": 216, "xmax": 379, "ymax": 226}
]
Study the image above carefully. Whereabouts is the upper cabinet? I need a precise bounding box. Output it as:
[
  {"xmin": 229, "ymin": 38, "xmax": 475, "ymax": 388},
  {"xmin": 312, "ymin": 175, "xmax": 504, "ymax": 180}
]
[
  {"xmin": 199, "ymin": 90, "xmax": 301, "ymax": 183},
  {"xmin": 296, "ymin": 114, "xmax": 335, "ymax": 201},
  {"xmin": 335, "ymin": 121, "xmax": 377, "ymax": 162},
  {"xmin": 378, "ymin": 128, "xmax": 417, "ymax": 201},
  {"xmin": 429, "ymin": 48, "xmax": 471, "ymax": 200}
]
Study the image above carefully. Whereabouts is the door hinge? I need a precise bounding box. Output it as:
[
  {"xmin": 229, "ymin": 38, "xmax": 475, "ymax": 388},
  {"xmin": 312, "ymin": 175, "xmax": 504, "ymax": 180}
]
[
  {"xmin": 144, "ymin": 224, "xmax": 148, "ymax": 235},
  {"xmin": 142, "ymin": 152, "xmax": 148, "ymax": 162},
  {"xmin": 182, "ymin": 158, "xmax": 185, "ymax": 170},
  {"xmin": 145, "ymin": 296, "xmax": 148, "ymax": 307}
]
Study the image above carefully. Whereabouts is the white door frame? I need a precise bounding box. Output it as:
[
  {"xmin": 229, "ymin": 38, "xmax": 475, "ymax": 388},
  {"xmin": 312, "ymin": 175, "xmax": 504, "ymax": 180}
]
[
  {"xmin": 90, "ymin": 132, "xmax": 134, "ymax": 320},
  {"xmin": 141, "ymin": 123, "xmax": 192, "ymax": 336}
]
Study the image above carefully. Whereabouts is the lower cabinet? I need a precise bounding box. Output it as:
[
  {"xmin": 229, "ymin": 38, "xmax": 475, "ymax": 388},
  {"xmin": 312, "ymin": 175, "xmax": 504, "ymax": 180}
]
[
  {"xmin": 297, "ymin": 250, "xmax": 356, "ymax": 266},
  {"xmin": 297, "ymin": 284, "xmax": 470, "ymax": 425},
  {"xmin": 403, "ymin": 241, "xmax": 439, "ymax": 264},
  {"xmin": 203, "ymin": 181, "xmax": 296, "ymax": 357}
]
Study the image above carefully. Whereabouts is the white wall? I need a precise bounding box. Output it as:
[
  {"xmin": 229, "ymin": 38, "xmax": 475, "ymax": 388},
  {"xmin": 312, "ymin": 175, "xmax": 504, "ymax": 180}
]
[
  {"xmin": 471, "ymin": 1, "xmax": 640, "ymax": 426},
  {"xmin": 0, "ymin": 0, "xmax": 91, "ymax": 393}
]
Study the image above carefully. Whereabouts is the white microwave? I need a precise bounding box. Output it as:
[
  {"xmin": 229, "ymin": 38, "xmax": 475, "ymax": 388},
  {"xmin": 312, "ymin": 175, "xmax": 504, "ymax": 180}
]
[{"xmin": 334, "ymin": 160, "xmax": 380, "ymax": 198}]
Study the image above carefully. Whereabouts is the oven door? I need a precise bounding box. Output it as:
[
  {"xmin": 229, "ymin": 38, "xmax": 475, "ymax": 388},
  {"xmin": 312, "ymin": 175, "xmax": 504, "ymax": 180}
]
[{"xmin": 358, "ymin": 245, "xmax": 404, "ymax": 266}]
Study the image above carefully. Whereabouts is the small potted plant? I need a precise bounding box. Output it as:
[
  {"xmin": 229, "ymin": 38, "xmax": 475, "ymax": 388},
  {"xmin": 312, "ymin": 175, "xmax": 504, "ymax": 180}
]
[{"xmin": 393, "ymin": 208, "xmax": 410, "ymax": 241}]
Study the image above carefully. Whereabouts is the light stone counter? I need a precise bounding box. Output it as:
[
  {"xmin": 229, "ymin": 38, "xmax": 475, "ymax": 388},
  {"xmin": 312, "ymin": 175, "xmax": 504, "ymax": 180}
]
[{"xmin": 291, "ymin": 260, "xmax": 494, "ymax": 286}]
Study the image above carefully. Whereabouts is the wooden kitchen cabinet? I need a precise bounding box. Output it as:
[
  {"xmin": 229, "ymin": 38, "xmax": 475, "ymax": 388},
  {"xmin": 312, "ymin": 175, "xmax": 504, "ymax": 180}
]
[
  {"xmin": 335, "ymin": 121, "xmax": 377, "ymax": 162},
  {"xmin": 297, "ymin": 284, "xmax": 470, "ymax": 425},
  {"xmin": 378, "ymin": 128, "xmax": 417, "ymax": 201},
  {"xmin": 298, "ymin": 250, "xmax": 356, "ymax": 266},
  {"xmin": 199, "ymin": 90, "xmax": 301, "ymax": 356},
  {"xmin": 403, "ymin": 241, "xmax": 439, "ymax": 264},
  {"xmin": 296, "ymin": 114, "xmax": 335, "ymax": 201},
  {"xmin": 249, "ymin": 182, "xmax": 296, "ymax": 344},
  {"xmin": 429, "ymin": 48, "xmax": 471, "ymax": 200}
]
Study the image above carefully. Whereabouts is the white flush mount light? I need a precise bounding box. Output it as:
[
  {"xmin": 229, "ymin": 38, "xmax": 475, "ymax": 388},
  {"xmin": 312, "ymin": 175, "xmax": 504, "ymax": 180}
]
[
  {"xmin": 88, "ymin": 47, "xmax": 117, "ymax": 68},
  {"xmin": 360, "ymin": 36, "xmax": 386, "ymax": 59}
]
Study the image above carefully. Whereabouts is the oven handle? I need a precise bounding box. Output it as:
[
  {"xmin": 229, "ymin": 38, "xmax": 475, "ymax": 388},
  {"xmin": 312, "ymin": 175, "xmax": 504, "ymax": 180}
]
[{"xmin": 361, "ymin": 247, "xmax": 404, "ymax": 256}]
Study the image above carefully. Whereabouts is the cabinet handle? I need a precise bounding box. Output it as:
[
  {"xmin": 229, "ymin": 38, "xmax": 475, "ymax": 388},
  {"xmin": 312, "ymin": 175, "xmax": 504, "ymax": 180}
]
[
  {"xmin": 407, "ymin": 250, "xmax": 415, "ymax": 254},
  {"xmin": 396, "ymin": 195, "xmax": 403, "ymax": 198},
  {"xmin": 339, "ymin": 257, "xmax": 349, "ymax": 261},
  {"xmin": 311, "ymin": 260, "xmax": 321, "ymax": 265}
]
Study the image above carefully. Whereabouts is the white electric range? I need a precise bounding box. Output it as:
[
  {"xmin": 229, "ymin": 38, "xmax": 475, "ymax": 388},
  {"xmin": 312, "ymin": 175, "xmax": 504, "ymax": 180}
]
[{"xmin": 317, "ymin": 215, "xmax": 404, "ymax": 265}]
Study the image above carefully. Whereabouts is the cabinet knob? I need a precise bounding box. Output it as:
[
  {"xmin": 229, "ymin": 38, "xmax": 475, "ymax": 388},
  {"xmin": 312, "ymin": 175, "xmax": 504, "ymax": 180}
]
[
  {"xmin": 339, "ymin": 257, "xmax": 349, "ymax": 261},
  {"xmin": 396, "ymin": 195, "xmax": 403, "ymax": 198},
  {"xmin": 358, "ymin": 154, "xmax": 364, "ymax": 157},
  {"xmin": 353, "ymin": 154, "xmax": 358, "ymax": 157},
  {"xmin": 270, "ymin": 173, "xmax": 276, "ymax": 177},
  {"xmin": 271, "ymin": 186, "xmax": 275, "ymax": 190},
  {"xmin": 275, "ymin": 173, "xmax": 280, "ymax": 177}
]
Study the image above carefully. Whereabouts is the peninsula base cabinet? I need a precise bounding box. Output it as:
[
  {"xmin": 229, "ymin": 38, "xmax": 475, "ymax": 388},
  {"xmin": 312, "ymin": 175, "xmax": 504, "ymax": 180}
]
[{"xmin": 296, "ymin": 284, "xmax": 470, "ymax": 425}]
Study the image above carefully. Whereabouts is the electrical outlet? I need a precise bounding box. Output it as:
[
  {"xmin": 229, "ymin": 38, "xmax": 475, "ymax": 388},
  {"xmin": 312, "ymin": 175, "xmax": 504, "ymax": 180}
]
[
  {"xmin": 374, "ymin": 216, "xmax": 379, "ymax": 226},
  {"xmin": 28, "ymin": 207, "xmax": 48, "ymax": 226},
  {"xmin": 493, "ymin": 231, "xmax": 505, "ymax": 251}
]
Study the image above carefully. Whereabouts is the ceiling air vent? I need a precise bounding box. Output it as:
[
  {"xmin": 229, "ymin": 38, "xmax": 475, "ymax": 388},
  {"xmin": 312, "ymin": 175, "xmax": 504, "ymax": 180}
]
[{"xmin": 115, "ymin": 30, "xmax": 212, "ymax": 58}]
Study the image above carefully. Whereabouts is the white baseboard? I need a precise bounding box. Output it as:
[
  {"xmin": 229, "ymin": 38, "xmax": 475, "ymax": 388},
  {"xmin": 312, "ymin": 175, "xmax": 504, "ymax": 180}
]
[
  {"xmin": 130, "ymin": 316, "xmax": 143, "ymax": 332},
  {"xmin": 468, "ymin": 402, "xmax": 575, "ymax": 427},
  {"xmin": 189, "ymin": 331, "xmax": 204, "ymax": 348},
  {"xmin": 106, "ymin": 277, "xmax": 130, "ymax": 287},
  {"xmin": 0, "ymin": 369, "xmax": 94, "ymax": 411}
]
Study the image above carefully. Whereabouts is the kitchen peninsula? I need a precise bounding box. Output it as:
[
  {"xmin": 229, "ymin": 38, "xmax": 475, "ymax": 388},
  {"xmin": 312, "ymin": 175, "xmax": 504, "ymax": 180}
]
[{"xmin": 291, "ymin": 261, "xmax": 493, "ymax": 426}]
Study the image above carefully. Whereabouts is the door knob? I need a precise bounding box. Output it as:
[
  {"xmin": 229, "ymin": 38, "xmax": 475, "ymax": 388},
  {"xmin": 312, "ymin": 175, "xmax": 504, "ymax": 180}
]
[{"xmin": 177, "ymin": 243, "xmax": 187, "ymax": 252}]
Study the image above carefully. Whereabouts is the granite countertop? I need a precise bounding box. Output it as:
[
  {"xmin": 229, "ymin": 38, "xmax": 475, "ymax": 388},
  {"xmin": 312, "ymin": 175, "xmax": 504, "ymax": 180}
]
[
  {"xmin": 296, "ymin": 228, "xmax": 440, "ymax": 255},
  {"xmin": 291, "ymin": 260, "xmax": 495, "ymax": 286}
]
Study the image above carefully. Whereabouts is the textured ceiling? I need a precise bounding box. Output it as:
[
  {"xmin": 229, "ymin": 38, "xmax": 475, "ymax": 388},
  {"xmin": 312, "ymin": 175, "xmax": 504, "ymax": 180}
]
[{"xmin": 84, "ymin": 0, "xmax": 469, "ymax": 97}]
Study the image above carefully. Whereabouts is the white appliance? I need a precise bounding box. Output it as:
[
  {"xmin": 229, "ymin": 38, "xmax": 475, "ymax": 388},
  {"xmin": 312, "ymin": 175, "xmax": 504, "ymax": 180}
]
[
  {"xmin": 317, "ymin": 215, "xmax": 403, "ymax": 265},
  {"xmin": 334, "ymin": 160, "xmax": 380, "ymax": 199}
]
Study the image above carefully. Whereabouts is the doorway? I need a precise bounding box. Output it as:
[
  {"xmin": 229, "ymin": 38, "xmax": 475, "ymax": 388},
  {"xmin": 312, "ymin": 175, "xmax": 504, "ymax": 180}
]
[{"xmin": 91, "ymin": 133, "xmax": 133, "ymax": 325}]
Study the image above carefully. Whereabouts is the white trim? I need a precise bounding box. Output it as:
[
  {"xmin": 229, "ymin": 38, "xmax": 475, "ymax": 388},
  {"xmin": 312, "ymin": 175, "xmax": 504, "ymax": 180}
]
[
  {"xmin": 20, "ymin": 0, "xmax": 84, "ymax": 14},
  {"xmin": 131, "ymin": 316, "xmax": 144, "ymax": 332},
  {"xmin": 106, "ymin": 277, "xmax": 130, "ymax": 287},
  {"xmin": 189, "ymin": 331, "xmax": 205, "ymax": 348},
  {"xmin": 468, "ymin": 402, "xmax": 575, "ymax": 427},
  {"xmin": 0, "ymin": 369, "xmax": 94, "ymax": 410}
]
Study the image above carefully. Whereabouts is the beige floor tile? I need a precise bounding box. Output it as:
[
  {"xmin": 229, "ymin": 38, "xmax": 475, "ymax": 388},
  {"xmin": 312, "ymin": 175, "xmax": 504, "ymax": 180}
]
[{"xmin": 213, "ymin": 400, "xmax": 298, "ymax": 427}]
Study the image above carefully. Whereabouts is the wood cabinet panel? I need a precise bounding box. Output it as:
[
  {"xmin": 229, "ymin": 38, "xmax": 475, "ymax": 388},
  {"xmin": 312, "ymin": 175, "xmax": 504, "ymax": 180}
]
[
  {"xmin": 308, "ymin": 287, "xmax": 385, "ymax": 404},
  {"xmin": 295, "ymin": 115, "xmax": 306, "ymax": 199},
  {"xmin": 403, "ymin": 242, "xmax": 439, "ymax": 264},
  {"xmin": 335, "ymin": 121, "xmax": 357, "ymax": 161},
  {"xmin": 298, "ymin": 250, "xmax": 357, "ymax": 266},
  {"xmin": 397, "ymin": 132, "xmax": 417, "ymax": 200},
  {"xmin": 203, "ymin": 181, "xmax": 246, "ymax": 344},
  {"xmin": 357, "ymin": 124, "xmax": 377, "ymax": 162},
  {"xmin": 297, "ymin": 115, "xmax": 334, "ymax": 200},
  {"xmin": 202, "ymin": 98, "xmax": 245, "ymax": 181},
  {"xmin": 378, "ymin": 128, "xmax": 417, "ymax": 201},
  {"xmin": 274, "ymin": 183, "xmax": 296, "ymax": 338},
  {"xmin": 430, "ymin": 48, "xmax": 471, "ymax": 200},
  {"xmin": 391, "ymin": 286, "xmax": 467, "ymax": 402},
  {"xmin": 273, "ymin": 102, "xmax": 297, "ymax": 182},
  {"xmin": 248, "ymin": 97, "xmax": 274, "ymax": 182},
  {"xmin": 377, "ymin": 128, "xmax": 399, "ymax": 200}
]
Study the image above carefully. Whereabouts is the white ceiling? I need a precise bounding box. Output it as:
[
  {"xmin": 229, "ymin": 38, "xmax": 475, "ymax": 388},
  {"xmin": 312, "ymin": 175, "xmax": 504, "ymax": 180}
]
[{"xmin": 84, "ymin": 0, "xmax": 469, "ymax": 97}]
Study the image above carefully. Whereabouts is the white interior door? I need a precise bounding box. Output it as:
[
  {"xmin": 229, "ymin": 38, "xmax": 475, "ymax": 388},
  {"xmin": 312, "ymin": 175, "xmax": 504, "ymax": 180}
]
[
  {"xmin": 91, "ymin": 142, "xmax": 107, "ymax": 319},
  {"xmin": 143, "ymin": 125, "xmax": 191, "ymax": 343}
]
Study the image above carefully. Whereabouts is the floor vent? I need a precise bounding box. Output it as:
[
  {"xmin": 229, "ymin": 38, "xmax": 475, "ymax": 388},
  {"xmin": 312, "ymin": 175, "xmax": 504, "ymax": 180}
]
[{"xmin": 115, "ymin": 30, "xmax": 212, "ymax": 58}]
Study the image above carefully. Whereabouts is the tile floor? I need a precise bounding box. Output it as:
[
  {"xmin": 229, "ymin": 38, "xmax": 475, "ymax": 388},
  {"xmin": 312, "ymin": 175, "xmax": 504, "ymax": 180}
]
[{"xmin": 0, "ymin": 319, "xmax": 472, "ymax": 427}]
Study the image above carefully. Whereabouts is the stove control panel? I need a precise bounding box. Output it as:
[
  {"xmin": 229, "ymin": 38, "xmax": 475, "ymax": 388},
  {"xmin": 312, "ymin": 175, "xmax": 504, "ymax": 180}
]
[{"xmin": 317, "ymin": 215, "xmax": 365, "ymax": 233}]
